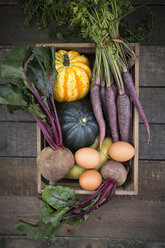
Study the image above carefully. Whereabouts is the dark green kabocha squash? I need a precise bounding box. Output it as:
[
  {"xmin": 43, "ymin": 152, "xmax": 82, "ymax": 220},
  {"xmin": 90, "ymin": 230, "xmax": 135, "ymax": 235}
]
[{"xmin": 56, "ymin": 97, "xmax": 99, "ymax": 153}]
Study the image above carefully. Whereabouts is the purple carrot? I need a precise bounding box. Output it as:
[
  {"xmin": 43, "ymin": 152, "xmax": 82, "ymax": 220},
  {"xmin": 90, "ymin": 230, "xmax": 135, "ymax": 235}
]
[
  {"xmin": 123, "ymin": 69, "xmax": 150, "ymax": 143},
  {"xmin": 106, "ymin": 86, "xmax": 119, "ymax": 142},
  {"xmin": 90, "ymin": 81, "xmax": 106, "ymax": 149},
  {"xmin": 117, "ymin": 94, "xmax": 131, "ymax": 142},
  {"xmin": 111, "ymin": 82, "xmax": 118, "ymax": 98},
  {"xmin": 100, "ymin": 82, "xmax": 111, "ymax": 137},
  {"xmin": 100, "ymin": 82, "xmax": 108, "ymax": 117}
]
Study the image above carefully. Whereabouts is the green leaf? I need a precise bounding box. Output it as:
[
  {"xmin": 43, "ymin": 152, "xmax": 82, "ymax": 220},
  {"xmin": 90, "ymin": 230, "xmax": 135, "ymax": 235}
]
[
  {"xmin": 26, "ymin": 58, "xmax": 45, "ymax": 94},
  {"xmin": 67, "ymin": 193, "xmax": 102, "ymax": 226},
  {"xmin": 42, "ymin": 185, "xmax": 78, "ymax": 209},
  {"xmin": 16, "ymin": 203, "xmax": 68, "ymax": 240},
  {"xmin": 0, "ymin": 82, "xmax": 46, "ymax": 118},
  {"xmin": 16, "ymin": 219, "xmax": 60, "ymax": 240},
  {"xmin": 0, "ymin": 83, "xmax": 27, "ymax": 106},
  {"xmin": 41, "ymin": 201, "xmax": 54, "ymax": 223},
  {"xmin": 32, "ymin": 47, "xmax": 51, "ymax": 74},
  {"xmin": 26, "ymin": 47, "xmax": 57, "ymax": 95},
  {"xmin": 50, "ymin": 206, "xmax": 69, "ymax": 224},
  {"xmin": 0, "ymin": 46, "xmax": 32, "ymax": 80},
  {"xmin": 27, "ymin": 104, "xmax": 46, "ymax": 119}
]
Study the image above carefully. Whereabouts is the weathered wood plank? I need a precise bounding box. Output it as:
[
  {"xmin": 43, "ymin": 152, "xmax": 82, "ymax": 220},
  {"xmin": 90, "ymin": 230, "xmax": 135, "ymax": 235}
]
[
  {"xmin": 1, "ymin": 46, "xmax": 165, "ymax": 87},
  {"xmin": 0, "ymin": 236, "xmax": 150, "ymax": 248},
  {"xmin": 139, "ymin": 124, "xmax": 165, "ymax": 160},
  {"xmin": 0, "ymin": 6, "xmax": 165, "ymax": 46},
  {"xmin": 0, "ymin": 1, "xmax": 17, "ymax": 5},
  {"xmin": 0, "ymin": 6, "xmax": 53, "ymax": 46},
  {"xmin": 0, "ymin": 88, "xmax": 164, "ymax": 123},
  {"xmin": 60, "ymin": 199, "xmax": 165, "ymax": 239},
  {"xmin": 0, "ymin": 107, "xmax": 33, "ymax": 121},
  {"xmin": 145, "ymin": 241, "xmax": 165, "ymax": 248},
  {"xmin": 0, "ymin": 122, "xmax": 37, "ymax": 157},
  {"xmin": 68, "ymin": 238, "xmax": 144, "ymax": 248},
  {"xmin": 0, "ymin": 196, "xmax": 164, "ymax": 240},
  {"xmin": 1, "ymin": 236, "xmax": 165, "ymax": 248},
  {"xmin": 0, "ymin": 157, "xmax": 164, "ymax": 200},
  {"xmin": 0, "ymin": 236, "xmax": 69, "ymax": 248},
  {"xmin": 0, "ymin": 157, "xmax": 37, "ymax": 196},
  {"xmin": 139, "ymin": 88, "xmax": 165, "ymax": 123},
  {"xmin": 138, "ymin": 161, "xmax": 165, "ymax": 200},
  {"xmin": 0, "ymin": 122, "xmax": 164, "ymax": 159},
  {"xmin": 139, "ymin": 46, "xmax": 165, "ymax": 87}
]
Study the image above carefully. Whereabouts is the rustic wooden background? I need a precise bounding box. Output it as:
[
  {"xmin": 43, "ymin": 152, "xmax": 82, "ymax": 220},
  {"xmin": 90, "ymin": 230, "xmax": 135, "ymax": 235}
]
[{"xmin": 0, "ymin": 0, "xmax": 165, "ymax": 247}]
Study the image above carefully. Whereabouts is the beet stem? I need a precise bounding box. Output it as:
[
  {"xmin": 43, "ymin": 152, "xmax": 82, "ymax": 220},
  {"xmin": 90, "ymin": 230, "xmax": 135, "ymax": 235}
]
[
  {"xmin": 62, "ymin": 178, "xmax": 116, "ymax": 222},
  {"xmin": 50, "ymin": 74, "xmax": 63, "ymax": 147},
  {"xmin": 22, "ymin": 65, "xmax": 62, "ymax": 149}
]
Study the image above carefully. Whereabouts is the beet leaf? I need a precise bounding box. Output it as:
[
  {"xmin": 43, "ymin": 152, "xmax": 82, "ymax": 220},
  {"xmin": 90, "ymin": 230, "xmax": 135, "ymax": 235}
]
[{"xmin": 0, "ymin": 46, "xmax": 64, "ymax": 149}]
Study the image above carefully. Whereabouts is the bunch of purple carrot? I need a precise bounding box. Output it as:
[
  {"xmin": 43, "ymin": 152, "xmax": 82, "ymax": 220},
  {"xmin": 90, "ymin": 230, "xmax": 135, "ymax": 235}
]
[{"xmin": 91, "ymin": 43, "xmax": 150, "ymax": 148}]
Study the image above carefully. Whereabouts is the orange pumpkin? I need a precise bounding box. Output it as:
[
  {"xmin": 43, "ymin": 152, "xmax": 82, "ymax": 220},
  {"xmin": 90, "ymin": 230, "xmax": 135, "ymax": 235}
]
[{"xmin": 53, "ymin": 50, "xmax": 91, "ymax": 102}]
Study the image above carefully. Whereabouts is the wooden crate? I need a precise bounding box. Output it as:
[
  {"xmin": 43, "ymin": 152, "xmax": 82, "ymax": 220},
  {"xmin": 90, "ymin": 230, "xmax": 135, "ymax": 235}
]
[{"xmin": 36, "ymin": 43, "xmax": 139, "ymax": 195}]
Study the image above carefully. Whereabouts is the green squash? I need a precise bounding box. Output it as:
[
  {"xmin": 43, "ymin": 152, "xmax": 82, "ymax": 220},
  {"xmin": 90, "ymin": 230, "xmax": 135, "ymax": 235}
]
[{"xmin": 56, "ymin": 97, "xmax": 99, "ymax": 153}]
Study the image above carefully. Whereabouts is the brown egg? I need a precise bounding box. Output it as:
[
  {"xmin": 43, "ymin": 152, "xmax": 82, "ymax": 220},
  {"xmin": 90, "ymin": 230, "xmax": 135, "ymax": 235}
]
[
  {"xmin": 75, "ymin": 147, "xmax": 100, "ymax": 169},
  {"xmin": 109, "ymin": 141, "xmax": 135, "ymax": 162},
  {"xmin": 79, "ymin": 170, "xmax": 102, "ymax": 191}
]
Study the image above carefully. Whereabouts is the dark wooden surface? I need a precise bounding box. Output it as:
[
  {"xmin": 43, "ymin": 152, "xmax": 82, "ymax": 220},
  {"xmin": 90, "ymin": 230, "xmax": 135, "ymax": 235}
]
[{"xmin": 0, "ymin": 1, "xmax": 165, "ymax": 247}]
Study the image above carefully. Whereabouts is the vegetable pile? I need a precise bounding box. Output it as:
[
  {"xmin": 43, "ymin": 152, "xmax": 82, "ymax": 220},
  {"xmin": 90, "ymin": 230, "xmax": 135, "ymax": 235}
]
[{"xmin": 0, "ymin": 0, "xmax": 152, "ymax": 241}]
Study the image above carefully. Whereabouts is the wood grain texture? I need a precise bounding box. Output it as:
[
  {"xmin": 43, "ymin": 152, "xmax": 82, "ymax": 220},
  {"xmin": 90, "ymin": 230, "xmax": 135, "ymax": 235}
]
[
  {"xmin": 0, "ymin": 87, "xmax": 164, "ymax": 123},
  {"xmin": 1, "ymin": 236, "xmax": 165, "ymax": 248},
  {"xmin": 0, "ymin": 6, "xmax": 165, "ymax": 46},
  {"xmin": 139, "ymin": 88, "xmax": 165, "ymax": 123},
  {"xmin": 0, "ymin": 122, "xmax": 37, "ymax": 157},
  {"xmin": 0, "ymin": 108, "xmax": 33, "ymax": 121},
  {"xmin": 139, "ymin": 46, "xmax": 165, "ymax": 87},
  {"xmin": 0, "ymin": 158, "xmax": 164, "ymax": 200},
  {"xmin": 68, "ymin": 238, "xmax": 144, "ymax": 248},
  {"xmin": 0, "ymin": 236, "xmax": 152, "ymax": 248},
  {"xmin": 0, "ymin": 157, "xmax": 37, "ymax": 196},
  {"xmin": 0, "ymin": 236, "xmax": 69, "ymax": 248},
  {"xmin": 0, "ymin": 196, "xmax": 164, "ymax": 240},
  {"xmin": 1, "ymin": 46, "xmax": 165, "ymax": 87},
  {"xmin": 0, "ymin": 122, "xmax": 164, "ymax": 159},
  {"xmin": 139, "ymin": 124, "xmax": 165, "ymax": 160},
  {"xmin": 138, "ymin": 161, "xmax": 165, "ymax": 201}
]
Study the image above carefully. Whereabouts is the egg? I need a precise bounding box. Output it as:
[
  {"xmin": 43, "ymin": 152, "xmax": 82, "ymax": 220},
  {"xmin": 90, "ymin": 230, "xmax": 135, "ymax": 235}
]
[
  {"xmin": 79, "ymin": 170, "xmax": 102, "ymax": 191},
  {"xmin": 75, "ymin": 147, "xmax": 100, "ymax": 169},
  {"xmin": 109, "ymin": 141, "xmax": 135, "ymax": 162}
]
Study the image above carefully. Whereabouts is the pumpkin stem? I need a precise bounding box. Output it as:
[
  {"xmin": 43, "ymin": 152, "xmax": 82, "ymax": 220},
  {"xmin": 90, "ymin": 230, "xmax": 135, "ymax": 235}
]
[
  {"xmin": 63, "ymin": 53, "xmax": 70, "ymax": 66},
  {"xmin": 79, "ymin": 117, "xmax": 87, "ymax": 125}
]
